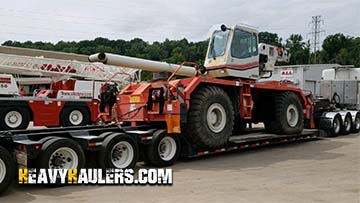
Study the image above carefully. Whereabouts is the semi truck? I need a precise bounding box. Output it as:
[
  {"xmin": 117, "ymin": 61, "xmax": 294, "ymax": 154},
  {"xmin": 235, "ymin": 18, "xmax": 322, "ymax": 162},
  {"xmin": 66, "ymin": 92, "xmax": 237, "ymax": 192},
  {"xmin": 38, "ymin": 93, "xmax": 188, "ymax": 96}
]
[{"xmin": 0, "ymin": 24, "xmax": 359, "ymax": 195}]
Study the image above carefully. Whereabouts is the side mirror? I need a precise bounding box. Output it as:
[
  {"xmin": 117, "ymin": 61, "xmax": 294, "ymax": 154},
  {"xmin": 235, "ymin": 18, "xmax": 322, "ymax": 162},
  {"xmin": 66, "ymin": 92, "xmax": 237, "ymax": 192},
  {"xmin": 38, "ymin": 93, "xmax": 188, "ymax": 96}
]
[{"xmin": 220, "ymin": 24, "xmax": 228, "ymax": 32}]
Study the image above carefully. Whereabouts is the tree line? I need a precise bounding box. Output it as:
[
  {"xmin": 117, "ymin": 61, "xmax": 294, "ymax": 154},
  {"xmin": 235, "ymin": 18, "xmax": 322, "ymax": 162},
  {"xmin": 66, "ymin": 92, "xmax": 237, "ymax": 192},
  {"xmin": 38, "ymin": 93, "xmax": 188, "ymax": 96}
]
[
  {"xmin": 2, "ymin": 32, "xmax": 359, "ymax": 68},
  {"xmin": 258, "ymin": 32, "xmax": 360, "ymax": 67}
]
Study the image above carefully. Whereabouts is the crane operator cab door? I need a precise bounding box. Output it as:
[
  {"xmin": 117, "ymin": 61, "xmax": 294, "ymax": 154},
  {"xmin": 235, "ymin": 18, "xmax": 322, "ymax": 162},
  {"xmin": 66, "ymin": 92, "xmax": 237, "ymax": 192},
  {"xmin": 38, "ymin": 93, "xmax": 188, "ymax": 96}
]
[{"xmin": 204, "ymin": 24, "xmax": 260, "ymax": 80}]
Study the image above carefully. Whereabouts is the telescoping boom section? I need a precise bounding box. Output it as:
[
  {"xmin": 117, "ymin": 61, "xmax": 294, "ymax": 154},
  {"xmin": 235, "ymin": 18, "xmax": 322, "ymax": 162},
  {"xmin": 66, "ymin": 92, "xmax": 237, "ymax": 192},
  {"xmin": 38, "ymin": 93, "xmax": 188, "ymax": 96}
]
[{"xmin": 89, "ymin": 52, "xmax": 196, "ymax": 77}]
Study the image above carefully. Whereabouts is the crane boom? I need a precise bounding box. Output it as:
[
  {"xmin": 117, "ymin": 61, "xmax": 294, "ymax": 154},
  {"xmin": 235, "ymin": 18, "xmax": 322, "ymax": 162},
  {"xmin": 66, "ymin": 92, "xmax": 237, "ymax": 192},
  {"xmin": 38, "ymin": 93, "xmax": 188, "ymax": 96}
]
[
  {"xmin": 0, "ymin": 53, "xmax": 137, "ymax": 83},
  {"xmin": 88, "ymin": 53, "xmax": 196, "ymax": 77}
]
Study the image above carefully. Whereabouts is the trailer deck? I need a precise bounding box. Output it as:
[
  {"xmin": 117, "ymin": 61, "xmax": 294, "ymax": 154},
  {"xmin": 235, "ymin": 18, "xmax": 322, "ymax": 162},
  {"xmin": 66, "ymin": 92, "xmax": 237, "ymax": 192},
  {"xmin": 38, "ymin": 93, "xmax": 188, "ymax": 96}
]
[
  {"xmin": 179, "ymin": 128, "xmax": 321, "ymax": 158},
  {"xmin": 230, "ymin": 129, "xmax": 319, "ymax": 143},
  {"xmin": 1, "ymin": 125, "xmax": 321, "ymax": 167}
]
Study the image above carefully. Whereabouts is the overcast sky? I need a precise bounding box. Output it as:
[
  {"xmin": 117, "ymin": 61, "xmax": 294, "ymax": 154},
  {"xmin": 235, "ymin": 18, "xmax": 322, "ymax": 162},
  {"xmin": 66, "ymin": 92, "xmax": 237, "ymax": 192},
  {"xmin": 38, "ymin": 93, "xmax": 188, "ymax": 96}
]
[{"xmin": 0, "ymin": 0, "xmax": 359, "ymax": 44}]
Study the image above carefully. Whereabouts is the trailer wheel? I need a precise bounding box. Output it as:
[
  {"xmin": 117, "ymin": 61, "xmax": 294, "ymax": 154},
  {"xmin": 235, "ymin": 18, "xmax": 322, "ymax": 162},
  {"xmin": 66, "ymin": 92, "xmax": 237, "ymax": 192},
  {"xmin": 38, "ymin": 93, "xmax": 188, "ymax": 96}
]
[
  {"xmin": 188, "ymin": 86, "xmax": 234, "ymax": 148},
  {"xmin": 61, "ymin": 106, "xmax": 90, "ymax": 127},
  {"xmin": 266, "ymin": 92, "xmax": 303, "ymax": 134},
  {"xmin": 38, "ymin": 138, "xmax": 85, "ymax": 170},
  {"xmin": 144, "ymin": 130, "xmax": 180, "ymax": 167},
  {"xmin": 0, "ymin": 146, "xmax": 15, "ymax": 195},
  {"xmin": 341, "ymin": 113, "xmax": 352, "ymax": 135},
  {"xmin": 351, "ymin": 113, "xmax": 360, "ymax": 133},
  {"xmin": 97, "ymin": 134, "xmax": 138, "ymax": 169},
  {"xmin": 329, "ymin": 114, "xmax": 342, "ymax": 137},
  {"xmin": 0, "ymin": 107, "xmax": 30, "ymax": 130}
]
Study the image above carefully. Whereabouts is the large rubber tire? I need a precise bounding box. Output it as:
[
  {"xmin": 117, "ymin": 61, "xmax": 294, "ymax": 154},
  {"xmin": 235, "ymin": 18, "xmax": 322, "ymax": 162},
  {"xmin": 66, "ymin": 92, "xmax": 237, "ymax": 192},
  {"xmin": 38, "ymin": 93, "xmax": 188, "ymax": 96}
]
[
  {"xmin": 340, "ymin": 114, "xmax": 352, "ymax": 135},
  {"xmin": 329, "ymin": 114, "xmax": 342, "ymax": 137},
  {"xmin": 97, "ymin": 134, "xmax": 139, "ymax": 169},
  {"xmin": 188, "ymin": 86, "xmax": 234, "ymax": 148},
  {"xmin": 144, "ymin": 130, "xmax": 180, "ymax": 167},
  {"xmin": 60, "ymin": 106, "xmax": 90, "ymax": 127},
  {"xmin": 38, "ymin": 138, "xmax": 85, "ymax": 170},
  {"xmin": 0, "ymin": 107, "xmax": 30, "ymax": 130},
  {"xmin": 351, "ymin": 113, "xmax": 360, "ymax": 133},
  {"xmin": 265, "ymin": 92, "xmax": 304, "ymax": 134},
  {"xmin": 0, "ymin": 146, "xmax": 15, "ymax": 195}
]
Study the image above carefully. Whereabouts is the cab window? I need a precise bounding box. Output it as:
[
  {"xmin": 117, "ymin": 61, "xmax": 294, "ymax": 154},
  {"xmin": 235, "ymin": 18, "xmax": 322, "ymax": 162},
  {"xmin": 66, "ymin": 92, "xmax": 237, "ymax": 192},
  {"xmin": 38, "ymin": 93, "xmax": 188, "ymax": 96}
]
[
  {"xmin": 208, "ymin": 30, "xmax": 230, "ymax": 58},
  {"xmin": 231, "ymin": 29, "xmax": 258, "ymax": 59}
]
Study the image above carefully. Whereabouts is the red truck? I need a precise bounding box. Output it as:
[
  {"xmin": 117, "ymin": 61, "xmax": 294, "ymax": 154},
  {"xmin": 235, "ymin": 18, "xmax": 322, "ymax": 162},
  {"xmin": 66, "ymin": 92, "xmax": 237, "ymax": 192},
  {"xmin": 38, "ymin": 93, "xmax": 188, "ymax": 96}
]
[{"xmin": 0, "ymin": 53, "xmax": 135, "ymax": 130}]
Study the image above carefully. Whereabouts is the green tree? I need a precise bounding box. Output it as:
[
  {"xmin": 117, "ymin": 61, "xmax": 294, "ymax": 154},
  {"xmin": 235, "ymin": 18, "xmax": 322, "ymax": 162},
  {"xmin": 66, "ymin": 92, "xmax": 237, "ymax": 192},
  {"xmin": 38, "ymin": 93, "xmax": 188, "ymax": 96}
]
[
  {"xmin": 320, "ymin": 34, "xmax": 360, "ymax": 66},
  {"xmin": 4, "ymin": 31, "xmax": 357, "ymax": 68},
  {"xmin": 259, "ymin": 32, "xmax": 281, "ymax": 46},
  {"xmin": 285, "ymin": 34, "xmax": 310, "ymax": 65}
]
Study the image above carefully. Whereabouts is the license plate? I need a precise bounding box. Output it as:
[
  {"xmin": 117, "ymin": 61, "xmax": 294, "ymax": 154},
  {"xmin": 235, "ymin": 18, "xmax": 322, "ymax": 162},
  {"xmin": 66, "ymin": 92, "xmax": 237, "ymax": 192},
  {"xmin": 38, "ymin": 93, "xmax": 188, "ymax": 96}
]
[{"xmin": 16, "ymin": 150, "xmax": 28, "ymax": 166}]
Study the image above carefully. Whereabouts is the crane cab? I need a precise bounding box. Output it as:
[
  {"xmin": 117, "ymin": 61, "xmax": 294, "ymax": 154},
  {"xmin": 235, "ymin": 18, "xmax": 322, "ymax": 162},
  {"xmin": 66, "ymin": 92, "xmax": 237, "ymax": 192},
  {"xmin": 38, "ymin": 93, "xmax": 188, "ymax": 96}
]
[
  {"xmin": 0, "ymin": 74, "xmax": 19, "ymax": 95},
  {"xmin": 204, "ymin": 24, "xmax": 260, "ymax": 80}
]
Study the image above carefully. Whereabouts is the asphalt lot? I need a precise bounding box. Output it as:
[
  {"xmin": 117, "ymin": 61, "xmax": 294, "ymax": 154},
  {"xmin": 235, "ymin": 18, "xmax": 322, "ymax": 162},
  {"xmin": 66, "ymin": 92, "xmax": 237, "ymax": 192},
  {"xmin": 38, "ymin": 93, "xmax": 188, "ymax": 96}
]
[{"xmin": 0, "ymin": 132, "xmax": 359, "ymax": 203}]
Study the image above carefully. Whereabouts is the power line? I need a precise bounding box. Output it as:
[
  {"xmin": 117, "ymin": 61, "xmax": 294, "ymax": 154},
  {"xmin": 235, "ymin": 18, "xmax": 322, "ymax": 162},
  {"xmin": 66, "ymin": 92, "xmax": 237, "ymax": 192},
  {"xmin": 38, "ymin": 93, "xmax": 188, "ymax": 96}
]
[{"xmin": 308, "ymin": 15, "xmax": 325, "ymax": 63}]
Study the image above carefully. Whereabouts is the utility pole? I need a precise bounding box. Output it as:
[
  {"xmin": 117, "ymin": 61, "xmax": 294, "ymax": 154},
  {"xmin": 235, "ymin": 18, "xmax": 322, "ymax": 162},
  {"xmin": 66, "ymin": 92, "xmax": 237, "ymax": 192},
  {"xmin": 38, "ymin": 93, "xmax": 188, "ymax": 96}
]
[{"xmin": 308, "ymin": 15, "xmax": 325, "ymax": 64}]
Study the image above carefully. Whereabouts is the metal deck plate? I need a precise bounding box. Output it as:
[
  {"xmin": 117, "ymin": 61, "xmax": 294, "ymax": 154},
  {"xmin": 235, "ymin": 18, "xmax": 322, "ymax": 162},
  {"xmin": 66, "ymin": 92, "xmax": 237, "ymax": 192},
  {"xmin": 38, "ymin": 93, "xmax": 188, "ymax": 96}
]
[{"xmin": 229, "ymin": 129, "xmax": 318, "ymax": 144}]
